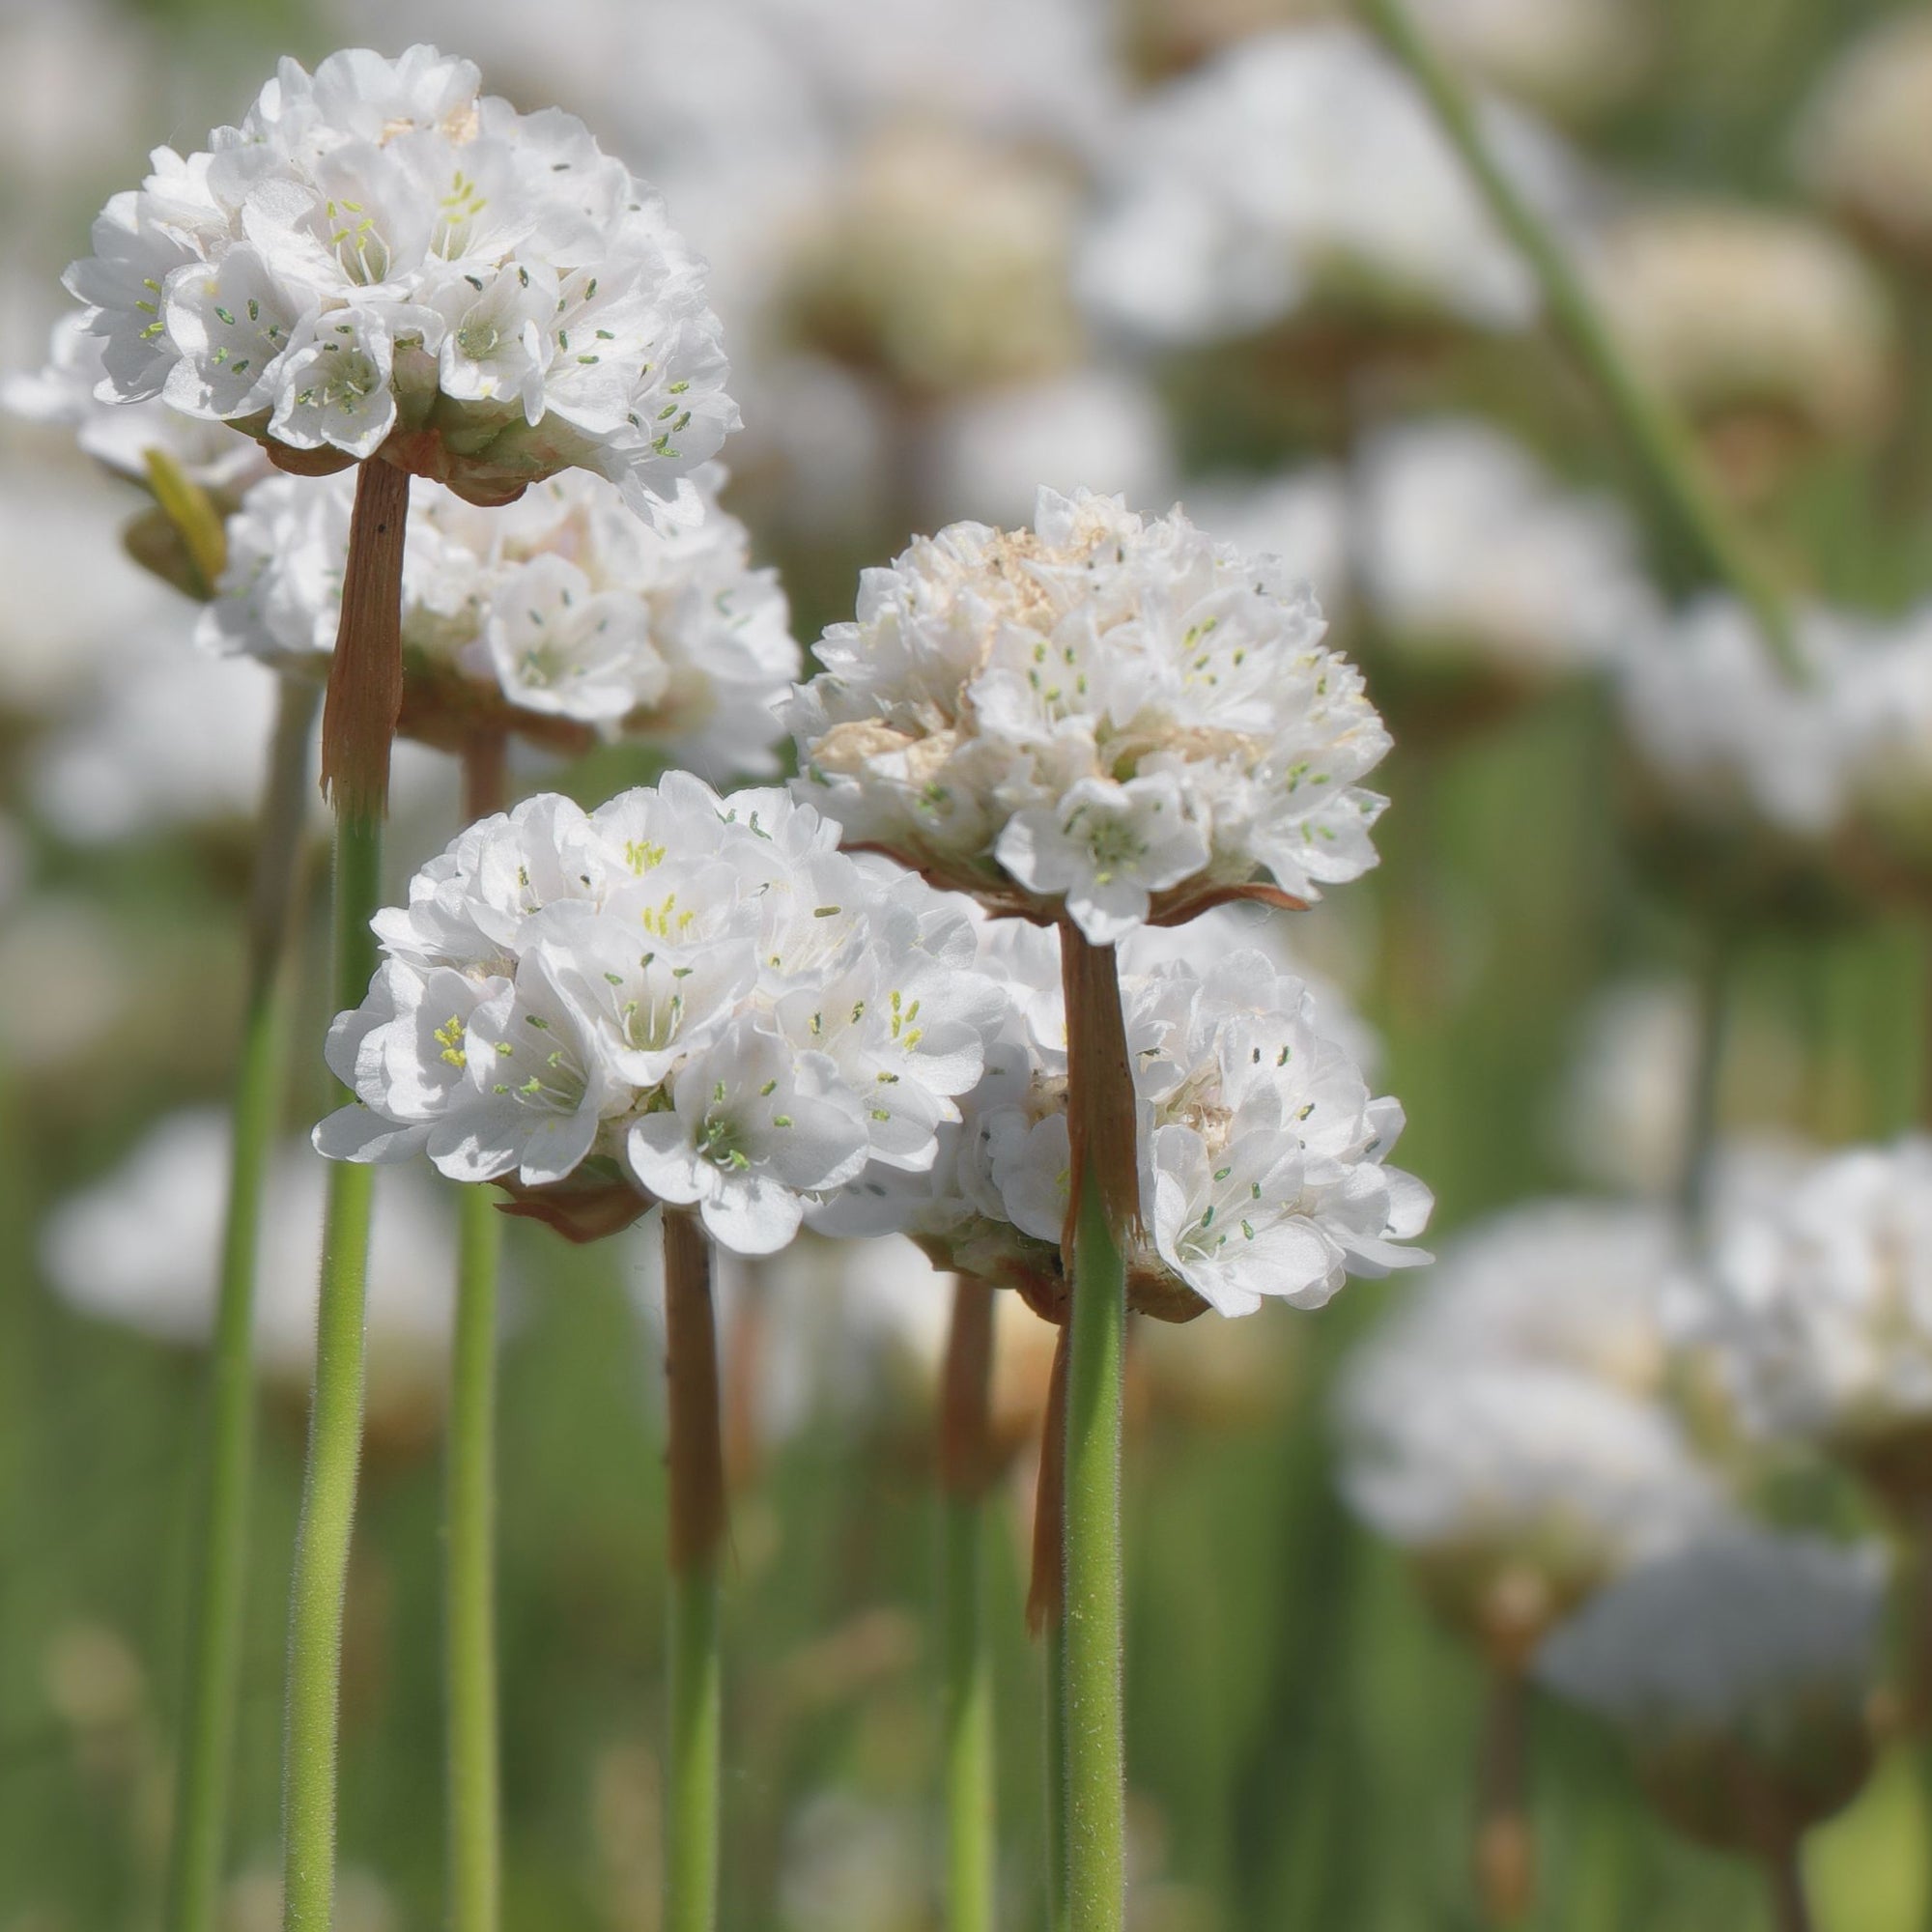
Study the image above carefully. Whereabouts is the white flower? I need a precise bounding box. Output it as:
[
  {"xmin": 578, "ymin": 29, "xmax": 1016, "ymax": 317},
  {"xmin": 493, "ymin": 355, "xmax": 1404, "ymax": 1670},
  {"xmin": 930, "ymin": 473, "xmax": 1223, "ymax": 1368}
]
[
  {"xmin": 1614, "ymin": 595, "xmax": 1866, "ymax": 839},
  {"xmin": 1537, "ymin": 1526, "xmax": 1885, "ymax": 1785},
  {"xmin": 1077, "ymin": 25, "xmax": 1582, "ymax": 346},
  {"xmin": 997, "ymin": 775, "xmax": 1211, "ymax": 945},
  {"xmin": 787, "ymin": 485, "xmax": 1392, "ymax": 932},
  {"xmin": 60, "ymin": 44, "xmax": 737, "ymax": 518},
  {"xmin": 1353, "ymin": 419, "xmax": 1654, "ymax": 672},
  {"xmin": 1796, "ymin": 11, "xmax": 1932, "ymax": 261},
  {"xmin": 1677, "ymin": 1136, "xmax": 1932, "ymax": 1454},
  {"xmin": 1338, "ymin": 1201, "xmax": 1720, "ymax": 1633},
  {"xmin": 1192, "ymin": 419, "xmax": 1657, "ymax": 681},
  {"xmin": 1585, "ymin": 202, "xmax": 1895, "ymax": 451},
  {"xmin": 200, "ymin": 461, "xmax": 797, "ymax": 767},
  {"xmin": 5, "ymin": 314, "xmax": 269, "ymax": 494},
  {"xmin": 315, "ymin": 775, "xmax": 1002, "ymax": 1256},
  {"xmin": 43, "ymin": 1107, "xmax": 457, "ymax": 1398},
  {"xmin": 824, "ymin": 923, "xmax": 1429, "ymax": 1316}
]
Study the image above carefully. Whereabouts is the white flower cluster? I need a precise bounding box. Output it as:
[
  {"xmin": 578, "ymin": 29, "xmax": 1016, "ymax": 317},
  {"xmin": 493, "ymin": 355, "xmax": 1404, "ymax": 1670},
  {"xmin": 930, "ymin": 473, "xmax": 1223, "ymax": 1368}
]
[
  {"xmin": 1614, "ymin": 596, "xmax": 1867, "ymax": 840},
  {"xmin": 6, "ymin": 314, "xmax": 267, "ymax": 495},
  {"xmin": 786, "ymin": 486, "xmax": 1392, "ymax": 944},
  {"xmin": 202, "ymin": 462, "xmax": 797, "ymax": 767},
  {"xmin": 1537, "ymin": 1525, "xmax": 1885, "ymax": 1758},
  {"xmin": 1339, "ymin": 1203, "xmax": 1722, "ymax": 1636},
  {"xmin": 1677, "ymin": 1136, "xmax": 1932, "ymax": 1455},
  {"xmin": 62, "ymin": 44, "xmax": 735, "ymax": 515},
  {"xmin": 1190, "ymin": 417, "xmax": 1655, "ymax": 682},
  {"xmin": 830, "ymin": 916, "xmax": 1430, "ymax": 1318},
  {"xmin": 1077, "ymin": 26, "xmax": 1580, "ymax": 347},
  {"xmin": 316, "ymin": 776, "xmax": 1006, "ymax": 1256}
]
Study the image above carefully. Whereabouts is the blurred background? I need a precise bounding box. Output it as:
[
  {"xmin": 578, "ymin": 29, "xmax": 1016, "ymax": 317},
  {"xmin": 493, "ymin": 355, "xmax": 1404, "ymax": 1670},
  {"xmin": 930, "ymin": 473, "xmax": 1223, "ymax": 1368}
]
[{"xmin": 6, "ymin": 0, "xmax": 1932, "ymax": 1926}]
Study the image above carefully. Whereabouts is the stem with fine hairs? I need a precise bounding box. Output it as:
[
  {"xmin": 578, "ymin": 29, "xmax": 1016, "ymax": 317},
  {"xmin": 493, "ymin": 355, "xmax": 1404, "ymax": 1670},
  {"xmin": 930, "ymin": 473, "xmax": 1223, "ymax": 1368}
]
[
  {"xmin": 282, "ymin": 460, "xmax": 410, "ymax": 1932},
  {"xmin": 1058, "ymin": 927, "xmax": 1136, "ymax": 1932},
  {"xmin": 164, "ymin": 676, "xmax": 319, "ymax": 1932},
  {"xmin": 938, "ymin": 1276, "xmax": 998, "ymax": 1932},
  {"xmin": 664, "ymin": 1209, "xmax": 727, "ymax": 1932},
  {"xmin": 1474, "ymin": 1666, "xmax": 1533, "ymax": 1928},
  {"xmin": 446, "ymin": 731, "xmax": 509, "ymax": 1932}
]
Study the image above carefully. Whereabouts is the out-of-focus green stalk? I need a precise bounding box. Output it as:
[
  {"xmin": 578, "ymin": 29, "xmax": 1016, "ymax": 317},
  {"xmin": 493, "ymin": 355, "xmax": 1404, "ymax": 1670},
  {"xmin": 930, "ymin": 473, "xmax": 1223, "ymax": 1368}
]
[
  {"xmin": 1361, "ymin": 0, "xmax": 1804, "ymax": 681},
  {"xmin": 1059, "ymin": 931, "xmax": 1134, "ymax": 1932},
  {"xmin": 664, "ymin": 1209, "xmax": 726, "ymax": 1932},
  {"xmin": 938, "ymin": 1277, "xmax": 997, "ymax": 1932},
  {"xmin": 281, "ymin": 810, "xmax": 382, "ymax": 1932},
  {"xmin": 164, "ymin": 676, "xmax": 319, "ymax": 1932},
  {"xmin": 447, "ymin": 1179, "xmax": 503, "ymax": 1932}
]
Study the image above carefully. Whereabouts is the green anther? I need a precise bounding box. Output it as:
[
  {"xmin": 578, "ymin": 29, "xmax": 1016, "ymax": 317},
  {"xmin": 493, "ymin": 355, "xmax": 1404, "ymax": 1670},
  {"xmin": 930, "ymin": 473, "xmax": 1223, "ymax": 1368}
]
[{"xmin": 213, "ymin": 306, "xmax": 236, "ymax": 326}]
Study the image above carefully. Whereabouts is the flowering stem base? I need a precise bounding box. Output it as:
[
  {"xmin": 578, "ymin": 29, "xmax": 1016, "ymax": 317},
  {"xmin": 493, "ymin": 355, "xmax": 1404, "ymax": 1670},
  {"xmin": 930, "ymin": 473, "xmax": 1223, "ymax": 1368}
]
[
  {"xmin": 664, "ymin": 1209, "xmax": 726, "ymax": 1932},
  {"xmin": 1031, "ymin": 1324, "xmax": 1072, "ymax": 1932},
  {"xmin": 1474, "ymin": 1665, "xmax": 1532, "ymax": 1927},
  {"xmin": 448, "ymin": 1179, "xmax": 503, "ymax": 1932},
  {"xmin": 939, "ymin": 1277, "xmax": 998, "ymax": 1932},
  {"xmin": 1059, "ymin": 930, "xmax": 1134, "ymax": 1932},
  {"xmin": 282, "ymin": 810, "xmax": 384, "ymax": 1932},
  {"xmin": 165, "ymin": 677, "xmax": 319, "ymax": 1932}
]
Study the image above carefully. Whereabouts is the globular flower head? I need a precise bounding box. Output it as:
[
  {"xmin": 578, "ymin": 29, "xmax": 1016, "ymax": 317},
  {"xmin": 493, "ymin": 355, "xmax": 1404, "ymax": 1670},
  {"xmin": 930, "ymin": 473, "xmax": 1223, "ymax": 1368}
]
[
  {"xmin": 1675, "ymin": 1136, "xmax": 1932, "ymax": 1503},
  {"xmin": 824, "ymin": 910, "xmax": 1430, "ymax": 1320},
  {"xmin": 786, "ymin": 485, "xmax": 1392, "ymax": 944},
  {"xmin": 1338, "ymin": 1201, "xmax": 1723, "ymax": 1657},
  {"xmin": 62, "ymin": 45, "xmax": 737, "ymax": 518},
  {"xmin": 315, "ymin": 775, "xmax": 1004, "ymax": 1256},
  {"xmin": 200, "ymin": 461, "xmax": 797, "ymax": 768},
  {"xmin": 1537, "ymin": 1526, "xmax": 1884, "ymax": 1854},
  {"xmin": 1077, "ymin": 25, "xmax": 1580, "ymax": 348}
]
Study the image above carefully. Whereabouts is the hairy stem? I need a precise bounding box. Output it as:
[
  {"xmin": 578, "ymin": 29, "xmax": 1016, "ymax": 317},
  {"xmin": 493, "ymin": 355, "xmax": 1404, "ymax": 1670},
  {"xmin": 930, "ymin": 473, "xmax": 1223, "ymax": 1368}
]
[
  {"xmin": 283, "ymin": 460, "xmax": 407, "ymax": 1932},
  {"xmin": 939, "ymin": 1276, "xmax": 998, "ymax": 1932},
  {"xmin": 1059, "ymin": 929, "xmax": 1136, "ymax": 1932},
  {"xmin": 1032, "ymin": 1326, "xmax": 1073, "ymax": 1932},
  {"xmin": 164, "ymin": 676, "xmax": 319, "ymax": 1932},
  {"xmin": 664, "ymin": 1210, "xmax": 726, "ymax": 1932}
]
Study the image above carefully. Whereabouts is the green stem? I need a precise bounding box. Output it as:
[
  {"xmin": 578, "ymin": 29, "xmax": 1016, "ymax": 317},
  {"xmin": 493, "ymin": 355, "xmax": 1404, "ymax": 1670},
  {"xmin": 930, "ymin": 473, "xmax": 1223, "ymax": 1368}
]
[
  {"xmin": 1059, "ymin": 930, "xmax": 1133, "ymax": 1932},
  {"xmin": 165, "ymin": 676, "xmax": 320, "ymax": 1932},
  {"xmin": 1361, "ymin": 0, "xmax": 1804, "ymax": 681},
  {"xmin": 1679, "ymin": 918, "xmax": 1735, "ymax": 1238},
  {"xmin": 447, "ymin": 1179, "xmax": 503, "ymax": 1932},
  {"xmin": 1045, "ymin": 1619, "xmax": 1070, "ymax": 1932},
  {"xmin": 281, "ymin": 809, "xmax": 383, "ymax": 1932},
  {"xmin": 664, "ymin": 1210, "xmax": 726, "ymax": 1932},
  {"xmin": 939, "ymin": 1277, "xmax": 997, "ymax": 1932}
]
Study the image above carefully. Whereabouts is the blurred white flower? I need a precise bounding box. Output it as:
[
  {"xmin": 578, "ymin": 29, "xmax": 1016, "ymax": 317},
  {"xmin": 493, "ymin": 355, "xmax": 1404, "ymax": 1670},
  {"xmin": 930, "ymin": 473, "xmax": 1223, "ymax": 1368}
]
[
  {"xmin": 0, "ymin": 0, "xmax": 153, "ymax": 191},
  {"xmin": 0, "ymin": 897, "xmax": 132, "ymax": 1071},
  {"xmin": 927, "ymin": 366, "xmax": 1176, "ymax": 531},
  {"xmin": 1339, "ymin": 1200, "xmax": 1720, "ymax": 1645},
  {"xmin": 1796, "ymin": 9, "xmax": 1932, "ymax": 262},
  {"xmin": 1189, "ymin": 418, "xmax": 1655, "ymax": 681},
  {"xmin": 787, "ymin": 486, "xmax": 1392, "ymax": 938},
  {"xmin": 1354, "ymin": 419, "xmax": 1653, "ymax": 671},
  {"xmin": 1557, "ymin": 980, "xmax": 1697, "ymax": 1197},
  {"xmin": 1079, "ymin": 25, "xmax": 1581, "ymax": 346},
  {"xmin": 778, "ymin": 1792, "xmax": 929, "ymax": 1932},
  {"xmin": 43, "ymin": 1107, "xmax": 456, "ymax": 1394},
  {"xmin": 63, "ymin": 44, "xmax": 735, "ymax": 517},
  {"xmin": 1678, "ymin": 1136, "xmax": 1932, "ymax": 1460},
  {"xmin": 1586, "ymin": 202, "xmax": 1896, "ymax": 454},
  {"xmin": 1537, "ymin": 1525, "xmax": 1883, "ymax": 1842},
  {"xmin": 1614, "ymin": 596, "xmax": 1865, "ymax": 839}
]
